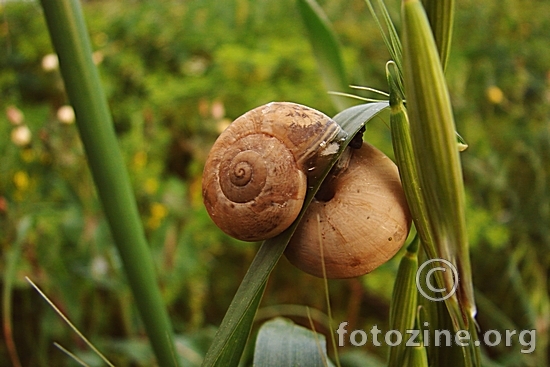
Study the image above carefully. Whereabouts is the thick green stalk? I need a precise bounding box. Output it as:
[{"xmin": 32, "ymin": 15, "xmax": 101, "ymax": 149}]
[
  {"xmin": 387, "ymin": 237, "xmax": 420, "ymax": 367},
  {"xmin": 402, "ymin": 7, "xmax": 480, "ymax": 366},
  {"xmin": 39, "ymin": 1, "xmax": 179, "ymax": 366},
  {"xmin": 421, "ymin": 0, "xmax": 455, "ymax": 70},
  {"xmin": 387, "ymin": 61, "xmax": 435, "ymax": 259},
  {"xmin": 402, "ymin": 0, "xmax": 475, "ymax": 325}
]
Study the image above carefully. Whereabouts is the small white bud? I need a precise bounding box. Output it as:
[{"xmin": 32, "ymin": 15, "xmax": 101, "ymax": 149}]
[
  {"xmin": 11, "ymin": 125, "xmax": 32, "ymax": 146},
  {"xmin": 57, "ymin": 105, "xmax": 75, "ymax": 124},
  {"xmin": 42, "ymin": 53, "xmax": 59, "ymax": 71}
]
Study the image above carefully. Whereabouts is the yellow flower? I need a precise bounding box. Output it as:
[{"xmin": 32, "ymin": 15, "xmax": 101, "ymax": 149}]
[
  {"xmin": 486, "ymin": 86, "xmax": 504, "ymax": 104},
  {"xmin": 144, "ymin": 178, "xmax": 159, "ymax": 195},
  {"xmin": 13, "ymin": 171, "xmax": 29, "ymax": 191},
  {"xmin": 148, "ymin": 202, "xmax": 167, "ymax": 229},
  {"xmin": 133, "ymin": 151, "xmax": 147, "ymax": 170}
]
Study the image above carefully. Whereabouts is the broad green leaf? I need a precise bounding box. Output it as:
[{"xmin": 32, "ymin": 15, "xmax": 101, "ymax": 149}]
[
  {"xmin": 297, "ymin": 0, "xmax": 352, "ymax": 110},
  {"xmin": 333, "ymin": 102, "xmax": 388, "ymax": 132},
  {"xmin": 201, "ymin": 102, "xmax": 388, "ymax": 367},
  {"xmin": 253, "ymin": 318, "xmax": 335, "ymax": 367}
]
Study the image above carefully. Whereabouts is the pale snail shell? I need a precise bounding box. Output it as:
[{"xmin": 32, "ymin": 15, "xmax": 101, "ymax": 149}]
[
  {"xmin": 202, "ymin": 102, "xmax": 411, "ymax": 278},
  {"xmin": 285, "ymin": 141, "xmax": 411, "ymax": 278}
]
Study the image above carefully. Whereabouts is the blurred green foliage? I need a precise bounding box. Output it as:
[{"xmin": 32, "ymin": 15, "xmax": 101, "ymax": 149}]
[{"xmin": 0, "ymin": 0, "xmax": 548, "ymax": 366}]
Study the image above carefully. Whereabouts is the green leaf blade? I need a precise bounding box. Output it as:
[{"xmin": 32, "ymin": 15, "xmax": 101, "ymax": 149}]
[{"xmin": 39, "ymin": 1, "xmax": 179, "ymax": 366}]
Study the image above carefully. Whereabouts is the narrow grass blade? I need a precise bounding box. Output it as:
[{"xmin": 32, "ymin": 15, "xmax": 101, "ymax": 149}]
[
  {"xmin": 421, "ymin": 0, "xmax": 455, "ymax": 70},
  {"xmin": 201, "ymin": 103, "xmax": 388, "ymax": 367},
  {"xmin": 402, "ymin": 0, "xmax": 476, "ymax": 328},
  {"xmin": 38, "ymin": 1, "xmax": 179, "ymax": 366},
  {"xmin": 297, "ymin": 0, "xmax": 352, "ymax": 110},
  {"xmin": 387, "ymin": 237, "xmax": 420, "ymax": 367},
  {"xmin": 27, "ymin": 277, "xmax": 115, "ymax": 367},
  {"xmin": 54, "ymin": 343, "xmax": 90, "ymax": 367},
  {"xmin": 365, "ymin": 0, "xmax": 404, "ymax": 95}
]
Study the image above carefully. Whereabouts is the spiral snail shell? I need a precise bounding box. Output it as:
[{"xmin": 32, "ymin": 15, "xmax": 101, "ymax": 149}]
[
  {"xmin": 202, "ymin": 102, "xmax": 347, "ymax": 242},
  {"xmin": 202, "ymin": 102, "xmax": 411, "ymax": 278}
]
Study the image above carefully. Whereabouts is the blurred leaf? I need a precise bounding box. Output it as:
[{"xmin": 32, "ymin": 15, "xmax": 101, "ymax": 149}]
[
  {"xmin": 201, "ymin": 102, "xmax": 388, "ymax": 367},
  {"xmin": 297, "ymin": 0, "xmax": 352, "ymax": 110},
  {"xmin": 253, "ymin": 318, "xmax": 334, "ymax": 367},
  {"xmin": 337, "ymin": 350, "xmax": 385, "ymax": 367},
  {"xmin": 2, "ymin": 216, "xmax": 33, "ymax": 367}
]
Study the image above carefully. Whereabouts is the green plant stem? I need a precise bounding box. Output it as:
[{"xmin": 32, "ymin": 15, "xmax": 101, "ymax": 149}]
[
  {"xmin": 402, "ymin": 0, "xmax": 475, "ymax": 323},
  {"xmin": 421, "ymin": 0, "xmax": 455, "ymax": 70},
  {"xmin": 39, "ymin": 1, "xmax": 179, "ymax": 366}
]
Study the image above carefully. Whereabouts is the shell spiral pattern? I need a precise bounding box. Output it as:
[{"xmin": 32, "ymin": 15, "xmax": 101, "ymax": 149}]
[{"xmin": 202, "ymin": 102, "xmax": 347, "ymax": 242}]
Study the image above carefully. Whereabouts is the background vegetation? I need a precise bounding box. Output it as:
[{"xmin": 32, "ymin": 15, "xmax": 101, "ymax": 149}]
[{"xmin": 0, "ymin": 0, "xmax": 548, "ymax": 365}]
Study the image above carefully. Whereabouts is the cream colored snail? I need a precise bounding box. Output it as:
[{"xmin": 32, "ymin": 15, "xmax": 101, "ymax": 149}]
[{"xmin": 202, "ymin": 102, "xmax": 411, "ymax": 278}]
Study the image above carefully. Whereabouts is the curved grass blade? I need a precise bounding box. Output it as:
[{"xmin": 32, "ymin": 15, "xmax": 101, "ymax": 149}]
[
  {"xmin": 297, "ymin": 0, "xmax": 352, "ymax": 110},
  {"xmin": 39, "ymin": 1, "xmax": 179, "ymax": 366},
  {"xmin": 201, "ymin": 102, "xmax": 388, "ymax": 367}
]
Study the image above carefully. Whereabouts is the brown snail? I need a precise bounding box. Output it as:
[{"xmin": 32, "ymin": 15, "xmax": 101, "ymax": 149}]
[{"xmin": 202, "ymin": 102, "xmax": 411, "ymax": 278}]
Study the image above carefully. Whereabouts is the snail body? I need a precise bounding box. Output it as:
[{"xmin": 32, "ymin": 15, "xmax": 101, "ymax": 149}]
[{"xmin": 202, "ymin": 102, "xmax": 411, "ymax": 278}]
